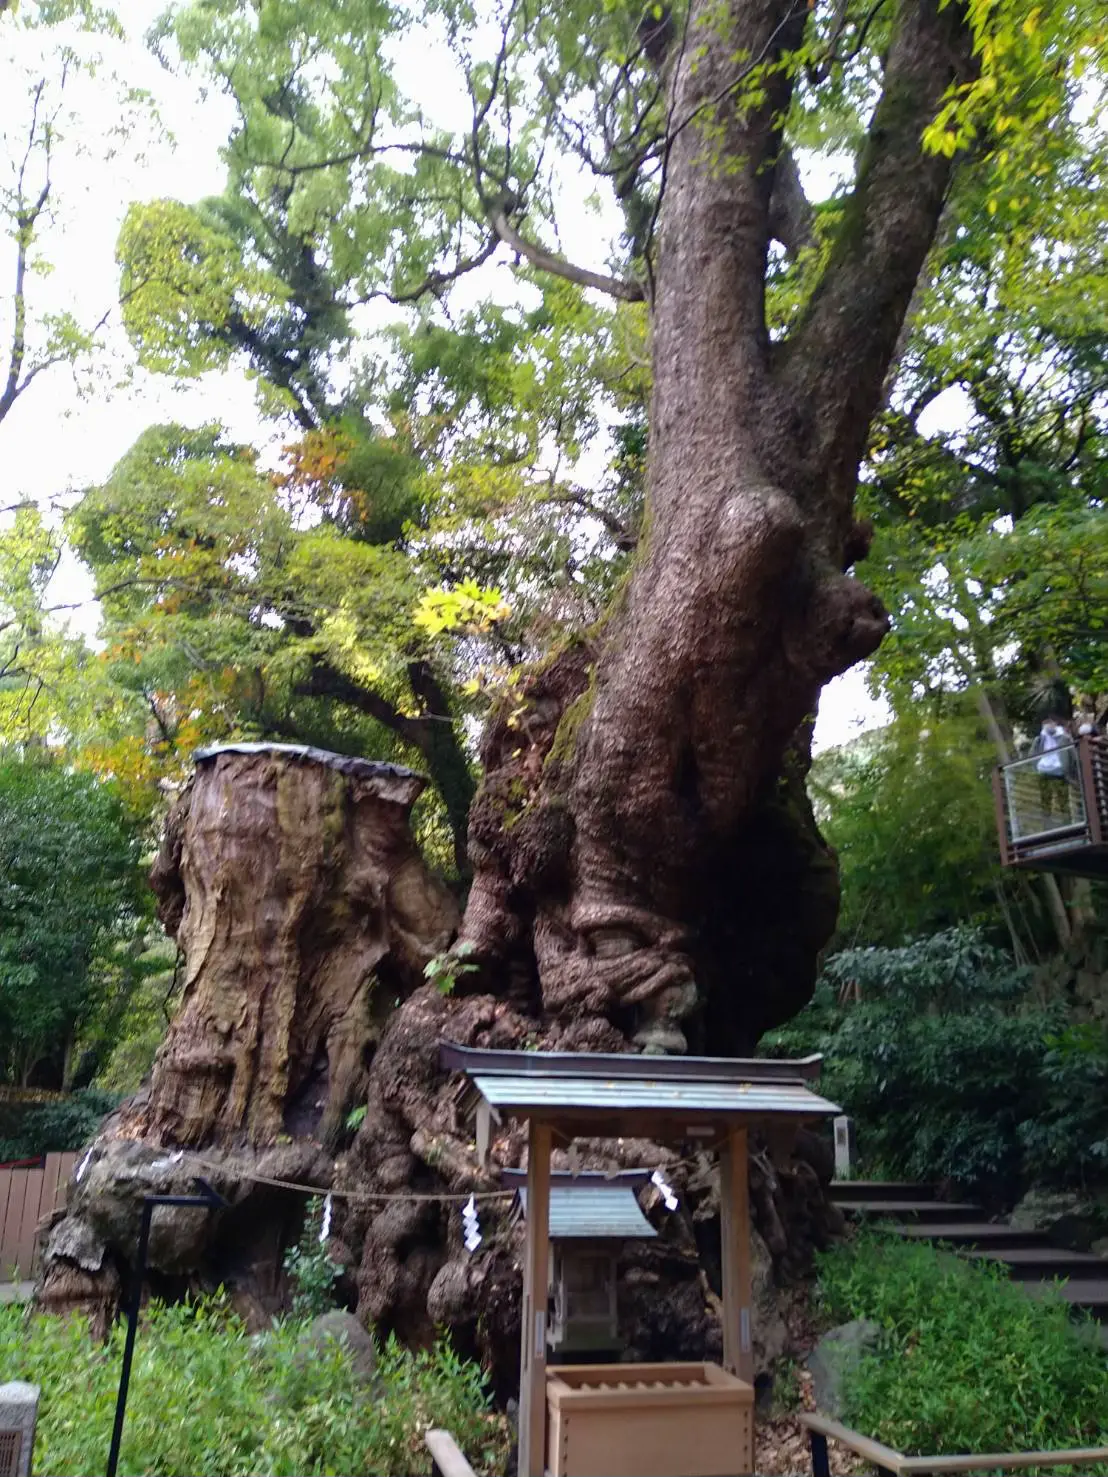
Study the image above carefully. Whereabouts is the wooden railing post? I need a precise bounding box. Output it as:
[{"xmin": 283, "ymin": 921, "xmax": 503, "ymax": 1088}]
[
  {"xmin": 719, "ymin": 1126, "xmax": 753, "ymax": 1384},
  {"xmin": 425, "ymin": 1429, "xmax": 479, "ymax": 1477},
  {"xmin": 518, "ymin": 1120, "xmax": 552, "ymax": 1477}
]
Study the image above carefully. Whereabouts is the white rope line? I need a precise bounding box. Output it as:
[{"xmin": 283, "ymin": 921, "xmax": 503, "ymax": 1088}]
[{"xmin": 176, "ymin": 1139, "xmax": 726, "ymax": 1208}]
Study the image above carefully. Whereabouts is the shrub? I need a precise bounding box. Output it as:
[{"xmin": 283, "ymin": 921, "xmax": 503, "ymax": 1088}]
[
  {"xmin": 282, "ymin": 1197, "xmax": 342, "ymax": 1318},
  {"xmin": 1019, "ymin": 1022, "xmax": 1108, "ymax": 1189},
  {"xmin": 763, "ymin": 927, "xmax": 1108, "ymax": 1201},
  {"xmin": 0, "ymin": 1087, "xmax": 121, "ymax": 1162},
  {"xmin": 816, "ymin": 1231, "xmax": 1108, "ymax": 1456},
  {"xmin": 0, "ymin": 753, "xmax": 152, "ymax": 1090},
  {"xmin": 0, "ymin": 1293, "xmax": 510, "ymax": 1477}
]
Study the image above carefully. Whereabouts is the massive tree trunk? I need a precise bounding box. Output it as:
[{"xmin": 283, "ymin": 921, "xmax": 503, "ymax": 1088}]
[
  {"xmin": 37, "ymin": 744, "xmax": 458, "ymax": 1332},
  {"xmin": 461, "ymin": 0, "xmax": 976, "ymax": 1052},
  {"xmin": 344, "ymin": 0, "xmax": 976, "ymax": 1372},
  {"xmin": 38, "ymin": 744, "xmax": 838, "ymax": 1386}
]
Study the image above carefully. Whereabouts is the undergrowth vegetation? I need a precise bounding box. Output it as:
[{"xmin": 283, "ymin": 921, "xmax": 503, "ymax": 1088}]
[
  {"xmin": 0, "ymin": 1087, "xmax": 121, "ymax": 1162},
  {"xmin": 764, "ymin": 926, "xmax": 1108, "ymax": 1202},
  {"xmin": 0, "ymin": 1294, "xmax": 509, "ymax": 1477},
  {"xmin": 816, "ymin": 1232, "xmax": 1108, "ymax": 1456}
]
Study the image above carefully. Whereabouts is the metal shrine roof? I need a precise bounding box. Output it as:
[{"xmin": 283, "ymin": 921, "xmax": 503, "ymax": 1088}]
[
  {"xmin": 440, "ymin": 1042, "xmax": 840, "ymax": 1142},
  {"xmin": 441, "ymin": 1043, "xmax": 824, "ymax": 1083},
  {"xmin": 470, "ymin": 1072, "xmax": 838, "ymax": 1119},
  {"xmin": 513, "ymin": 1182, "xmax": 658, "ymax": 1241}
]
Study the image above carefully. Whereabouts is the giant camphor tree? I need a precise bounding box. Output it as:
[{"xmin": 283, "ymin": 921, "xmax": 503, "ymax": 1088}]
[
  {"xmin": 41, "ymin": 0, "xmax": 1106, "ymax": 1369},
  {"xmin": 124, "ymin": 0, "xmax": 1077, "ymax": 1047}
]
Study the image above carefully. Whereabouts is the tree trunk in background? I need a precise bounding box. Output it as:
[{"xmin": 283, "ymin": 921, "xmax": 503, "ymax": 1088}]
[{"xmin": 37, "ymin": 744, "xmax": 457, "ymax": 1332}]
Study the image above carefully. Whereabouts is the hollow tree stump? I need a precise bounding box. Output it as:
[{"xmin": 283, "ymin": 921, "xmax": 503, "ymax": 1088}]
[{"xmin": 38, "ymin": 743, "xmax": 458, "ymax": 1326}]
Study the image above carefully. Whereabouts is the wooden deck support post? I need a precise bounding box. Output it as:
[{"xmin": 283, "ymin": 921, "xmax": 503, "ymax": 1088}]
[
  {"xmin": 719, "ymin": 1125, "xmax": 753, "ymax": 1385},
  {"xmin": 518, "ymin": 1119, "xmax": 552, "ymax": 1477}
]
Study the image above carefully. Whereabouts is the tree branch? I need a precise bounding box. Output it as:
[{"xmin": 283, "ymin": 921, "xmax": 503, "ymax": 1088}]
[
  {"xmin": 295, "ymin": 656, "xmax": 475, "ymax": 871},
  {"xmin": 362, "ymin": 228, "xmax": 502, "ymax": 307},
  {"xmin": 488, "ymin": 205, "xmax": 645, "ymax": 302},
  {"xmin": 780, "ymin": 0, "xmax": 976, "ymax": 523},
  {"xmin": 294, "ymin": 658, "xmax": 426, "ymax": 745},
  {"xmin": 767, "ymin": 145, "xmax": 814, "ymax": 257},
  {"xmin": 405, "ymin": 657, "xmax": 477, "ymax": 872},
  {"xmin": 541, "ymin": 488, "xmax": 638, "ymax": 551},
  {"xmin": 1, "ymin": 80, "xmax": 52, "ymax": 428}
]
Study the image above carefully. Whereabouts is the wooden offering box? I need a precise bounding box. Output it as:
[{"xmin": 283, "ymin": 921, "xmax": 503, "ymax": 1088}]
[{"xmin": 545, "ymin": 1361, "xmax": 754, "ymax": 1477}]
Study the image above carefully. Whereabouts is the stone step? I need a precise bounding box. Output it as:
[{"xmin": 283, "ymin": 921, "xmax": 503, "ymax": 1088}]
[
  {"xmin": 835, "ymin": 1199, "xmax": 982, "ymax": 1224},
  {"xmin": 970, "ymin": 1246, "xmax": 1108, "ymax": 1281},
  {"xmin": 830, "ymin": 1180, "xmax": 934, "ymax": 1203},
  {"xmin": 1024, "ymin": 1278, "xmax": 1108, "ymax": 1317},
  {"xmin": 889, "ymin": 1221, "xmax": 1051, "ymax": 1250}
]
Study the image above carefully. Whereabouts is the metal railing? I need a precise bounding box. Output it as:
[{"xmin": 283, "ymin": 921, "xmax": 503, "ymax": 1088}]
[
  {"xmin": 995, "ymin": 735, "xmax": 1108, "ymax": 864},
  {"xmin": 1001, "ymin": 746, "xmax": 1086, "ymax": 844}
]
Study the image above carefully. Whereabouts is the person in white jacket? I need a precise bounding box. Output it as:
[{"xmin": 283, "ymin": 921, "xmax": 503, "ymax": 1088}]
[{"xmin": 1029, "ymin": 714, "xmax": 1076, "ymax": 825}]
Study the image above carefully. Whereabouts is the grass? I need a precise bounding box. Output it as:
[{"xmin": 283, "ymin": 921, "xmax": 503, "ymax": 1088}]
[
  {"xmin": 815, "ymin": 1230, "xmax": 1108, "ymax": 1457},
  {"xmin": 0, "ymin": 1294, "xmax": 510, "ymax": 1476}
]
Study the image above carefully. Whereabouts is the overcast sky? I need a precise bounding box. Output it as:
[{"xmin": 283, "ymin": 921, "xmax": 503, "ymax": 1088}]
[{"xmin": 0, "ymin": 2, "xmax": 893, "ymax": 751}]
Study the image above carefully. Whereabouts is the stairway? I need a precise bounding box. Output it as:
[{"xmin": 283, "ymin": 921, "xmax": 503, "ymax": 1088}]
[{"xmin": 830, "ymin": 1180, "xmax": 1108, "ymax": 1324}]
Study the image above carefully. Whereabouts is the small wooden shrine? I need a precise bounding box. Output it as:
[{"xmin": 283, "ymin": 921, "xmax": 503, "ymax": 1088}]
[
  {"xmin": 440, "ymin": 1042, "xmax": 837, "ymax": 1477},
  {"xmin": 504, "ymin": 1169, "xmax": 656, "ymax": 1362}
]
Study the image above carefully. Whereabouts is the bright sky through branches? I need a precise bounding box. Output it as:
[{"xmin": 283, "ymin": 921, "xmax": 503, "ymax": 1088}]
[{"xmin": 0, "ymin": 0, "xmax": 891, "ymax": 750}]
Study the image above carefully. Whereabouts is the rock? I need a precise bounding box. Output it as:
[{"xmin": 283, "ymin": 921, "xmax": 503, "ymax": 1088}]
[
  {"xmin": 297, "ymin": 1311, "xmax": 379, "ymax": 1387},
  {"xmin": 806, "ymin": 1319, "xmax": 882, "ymax": 1417},
  {"xmin": 1091, "ymin": 1236, "xmax": 1108, "ymax": 1260},
  {"xmin": 1009, "ymin": 1189, "xmax": 1106, "ymax": 1251}
]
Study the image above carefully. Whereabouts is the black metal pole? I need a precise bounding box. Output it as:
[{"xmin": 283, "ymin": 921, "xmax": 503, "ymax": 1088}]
[
  {"xmin": 105, "ymin": 1199, "xmax": 153, "ymax": 1477},
  {"xmin": 810, "ymin": 1431, "xmax": 831, "ymax": 1477},
  {"xmin": 105, "ymin": 1183, "xmax": 225, "ymax": 1477}
]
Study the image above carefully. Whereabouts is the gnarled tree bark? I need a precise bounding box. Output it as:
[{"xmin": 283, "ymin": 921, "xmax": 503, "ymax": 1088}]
[
  {"xmin": 343, "ymin": 0, "xmax": 976, "ymax": 1369},
  {"xmin": 458, "ymin": 0, "xmax": 975, "ymax": 1055},
  {"xmin": 37, "ymin": 744, "xmax": 458, "ymax": 1331}
]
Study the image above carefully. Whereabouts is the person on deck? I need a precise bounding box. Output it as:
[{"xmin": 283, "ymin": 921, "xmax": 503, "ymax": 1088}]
[{"xmin": 1030, "ymin": 714, "xmax": 1076, "ymax": 826}]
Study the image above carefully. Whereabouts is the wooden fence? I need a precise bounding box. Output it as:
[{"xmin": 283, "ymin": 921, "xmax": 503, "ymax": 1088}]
[{"xmin": 0, "ymin": 1152, "xmax": 77, "ymax": 1281}]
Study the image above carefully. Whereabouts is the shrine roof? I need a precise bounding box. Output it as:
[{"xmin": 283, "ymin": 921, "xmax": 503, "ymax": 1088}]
[{"xmin": 440, "ymin": 1042, "xmax": 839, "ymax": 1141}]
